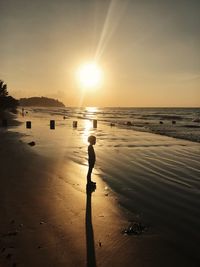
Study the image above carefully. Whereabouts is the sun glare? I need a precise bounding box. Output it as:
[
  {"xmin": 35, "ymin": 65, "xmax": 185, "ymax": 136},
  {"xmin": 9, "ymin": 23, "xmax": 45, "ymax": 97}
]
[
  {"xmin": 77, "ymin": 62, "xmax": 102, "ymax": 89},
  {"xmin": 82, "ymin": 120, "xmax": 93, "ymax": 144}
]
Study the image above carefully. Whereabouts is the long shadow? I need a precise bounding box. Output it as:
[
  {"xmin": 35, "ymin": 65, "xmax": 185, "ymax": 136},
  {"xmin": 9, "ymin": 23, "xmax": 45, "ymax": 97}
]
[{"xmin": 85, "ymin": 184, "xmax": 97, "ymax": 267}]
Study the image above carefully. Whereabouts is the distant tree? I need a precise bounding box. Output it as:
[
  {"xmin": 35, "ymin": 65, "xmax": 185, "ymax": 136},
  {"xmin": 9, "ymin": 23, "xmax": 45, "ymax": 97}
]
[
  {"xmin": 0, "ymin": 79, "xmax": 19, "ymax": 111},
  {"xmin": 19, "ymin": 96, "xmax": 65, "ymax": 107},
  {"xmin": 0, "ymin": 80, "xmax": 8, "ymax": 97}
]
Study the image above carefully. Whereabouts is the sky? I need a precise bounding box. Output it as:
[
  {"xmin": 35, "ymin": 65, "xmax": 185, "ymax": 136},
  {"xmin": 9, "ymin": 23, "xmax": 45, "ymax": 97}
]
[{"xmin": 0, "ymin": 0, "xmax": 200, "ymax": 107}]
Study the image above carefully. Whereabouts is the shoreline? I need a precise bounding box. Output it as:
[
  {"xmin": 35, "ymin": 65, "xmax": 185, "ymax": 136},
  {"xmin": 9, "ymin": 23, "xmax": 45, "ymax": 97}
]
[
  {"xmin": 1, "ymin": 107, "xmax": 200, "ymax": 143},
  {"xmin": 5, "ymin": 110, "xmax": 200, "ymax": 145}
]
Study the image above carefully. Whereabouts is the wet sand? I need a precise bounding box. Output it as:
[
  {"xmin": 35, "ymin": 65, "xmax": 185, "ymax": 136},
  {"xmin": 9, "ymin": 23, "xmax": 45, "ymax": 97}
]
[{"xmin": 0, "ymin": 112, "xmax": 199, "ymax": 266}]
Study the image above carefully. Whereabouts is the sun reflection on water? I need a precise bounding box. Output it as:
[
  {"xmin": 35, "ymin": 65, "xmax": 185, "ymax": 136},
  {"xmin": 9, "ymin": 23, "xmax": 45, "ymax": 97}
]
[
  {"xmin": 81, "ymin": 107, "xmax": 98, "ymax": 144},
  {"xmin": 82, "ymin": 120, "xmax": 93, "ymax": 144},
  {"xmin": 85, "ymin": 107, "xmax": 98, "ymax": 114}
]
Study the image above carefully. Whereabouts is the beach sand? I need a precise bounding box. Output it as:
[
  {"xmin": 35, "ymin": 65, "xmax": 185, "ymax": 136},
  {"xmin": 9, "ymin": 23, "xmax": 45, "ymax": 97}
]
[{"xmin": 0, "ymin": 111, "xmax": 199, "ymax": 266}]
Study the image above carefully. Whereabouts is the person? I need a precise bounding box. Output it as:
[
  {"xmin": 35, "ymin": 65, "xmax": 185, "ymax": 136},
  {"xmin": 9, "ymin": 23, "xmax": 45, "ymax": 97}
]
[{"xmin": 87, "ymin": 135, "xmax": 96, "ymax": 185}]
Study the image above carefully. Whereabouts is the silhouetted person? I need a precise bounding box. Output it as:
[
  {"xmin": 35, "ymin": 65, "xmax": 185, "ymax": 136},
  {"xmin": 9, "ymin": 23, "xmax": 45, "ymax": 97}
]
[{"xmin": 87, "ymin": 135, "xmax": 96, "ymax": 186}]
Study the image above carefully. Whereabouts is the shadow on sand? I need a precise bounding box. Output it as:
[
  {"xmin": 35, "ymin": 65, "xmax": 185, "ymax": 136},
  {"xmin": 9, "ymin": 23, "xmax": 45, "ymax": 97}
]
[{"xmin": 85, "ymin": 183, "xmax": 97, "ymax": 267}]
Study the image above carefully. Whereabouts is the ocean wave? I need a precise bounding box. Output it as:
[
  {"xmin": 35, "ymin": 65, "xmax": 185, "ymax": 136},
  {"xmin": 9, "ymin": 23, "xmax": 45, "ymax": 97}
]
[{"xmin": 27, "ymin": 107, "xmax": 200, "ymax": 143}]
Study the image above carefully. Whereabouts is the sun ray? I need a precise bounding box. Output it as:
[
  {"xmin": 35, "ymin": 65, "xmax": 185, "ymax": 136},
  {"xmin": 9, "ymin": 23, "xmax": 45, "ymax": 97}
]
[{"xmin": 95, "ymin": 0, "xmax": 128, "ymax": 61}]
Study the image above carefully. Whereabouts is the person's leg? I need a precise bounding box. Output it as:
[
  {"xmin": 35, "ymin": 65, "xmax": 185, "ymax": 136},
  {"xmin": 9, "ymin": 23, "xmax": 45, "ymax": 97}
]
[{"xmin": 87, "ymin": 166, "xmax": 93, "ymax": 183}]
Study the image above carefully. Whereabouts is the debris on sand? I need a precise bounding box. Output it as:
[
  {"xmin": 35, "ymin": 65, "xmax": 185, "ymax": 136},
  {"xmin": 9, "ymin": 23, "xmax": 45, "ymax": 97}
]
[
  {"xmin": 122, "ymin": 222, "xmax": 147, "ymax": 235},
  {"xmin": 40, "ymin": 220, "xmax": 46, "ymax": 225},
  {"xmin": 2, "ymin": 230, "xmax": 19, "ymax": 237},
  {"xmin": 28, "ymin": 141, "xmax": 36, "ymax": 146}
]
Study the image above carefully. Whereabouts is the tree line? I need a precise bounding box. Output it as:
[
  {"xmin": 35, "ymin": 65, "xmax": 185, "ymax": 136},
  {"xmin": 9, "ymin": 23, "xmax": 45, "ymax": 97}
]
[
  {"xmin": 0, "ymin": 80, "xmax": 19, "ymax": 112},
  {"xmin": 20, "ymin": 97, "xmax": 65, "ymax": 107}
]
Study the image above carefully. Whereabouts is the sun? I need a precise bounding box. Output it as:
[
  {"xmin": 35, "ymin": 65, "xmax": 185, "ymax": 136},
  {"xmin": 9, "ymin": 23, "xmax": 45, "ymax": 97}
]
[{"xmin": 77, "ymin": 62, "xmax": 102, "ymax": 89}]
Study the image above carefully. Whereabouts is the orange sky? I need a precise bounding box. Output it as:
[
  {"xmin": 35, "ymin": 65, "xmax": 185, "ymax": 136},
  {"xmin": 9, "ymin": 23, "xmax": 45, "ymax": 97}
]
[{"xmin": 1, "ymin": 0, "xmax": 199, "ymax": 107}]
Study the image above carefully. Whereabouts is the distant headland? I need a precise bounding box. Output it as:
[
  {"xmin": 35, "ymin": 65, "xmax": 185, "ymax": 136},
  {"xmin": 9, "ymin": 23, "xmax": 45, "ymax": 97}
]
[{"xmin": 19, "ymin": 97, "xmax": 65, "ymax": 107}]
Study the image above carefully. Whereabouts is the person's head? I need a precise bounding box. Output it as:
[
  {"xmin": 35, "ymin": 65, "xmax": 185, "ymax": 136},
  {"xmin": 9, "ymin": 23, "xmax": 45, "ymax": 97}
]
[{"xmin": 88, "ymin": 135, "xmax": 96, "ymax": 145}]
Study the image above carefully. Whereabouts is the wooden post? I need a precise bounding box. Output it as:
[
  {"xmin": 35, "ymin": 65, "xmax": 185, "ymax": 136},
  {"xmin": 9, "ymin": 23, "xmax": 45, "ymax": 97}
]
[
  {"xmin": 93, "ymin": 119, "xmax": 97, "ymax": 128},
  {"xmin": 73, "ymin": 121, "xmax": 78, "ymax": 128},
  {"xmin": 26, "ymin": 121, "xmax": 31, "ymax": 129},
  {"xmin": 50, "ymin": 120, "xmax": 55, "ymax": 129}
]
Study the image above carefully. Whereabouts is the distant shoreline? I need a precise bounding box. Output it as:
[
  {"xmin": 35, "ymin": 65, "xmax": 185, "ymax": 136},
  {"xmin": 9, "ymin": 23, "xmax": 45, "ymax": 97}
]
[{"xmin": 19, "ymin": 97, "xmax": 65, "ymax": 107}]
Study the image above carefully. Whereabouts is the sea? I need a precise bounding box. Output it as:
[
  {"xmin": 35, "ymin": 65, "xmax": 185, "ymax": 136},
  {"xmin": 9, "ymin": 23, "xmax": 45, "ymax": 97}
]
[{"xmin": 28, "ymin": 107, "xmax": 200, "ymax": 143}]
